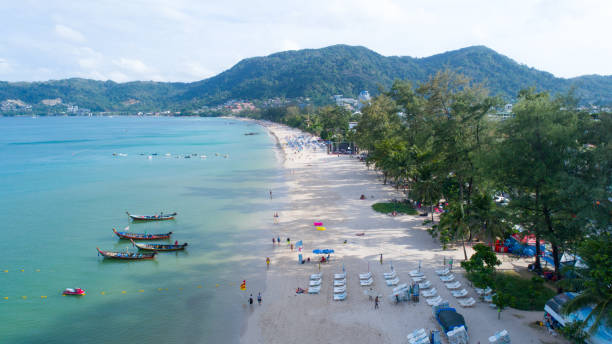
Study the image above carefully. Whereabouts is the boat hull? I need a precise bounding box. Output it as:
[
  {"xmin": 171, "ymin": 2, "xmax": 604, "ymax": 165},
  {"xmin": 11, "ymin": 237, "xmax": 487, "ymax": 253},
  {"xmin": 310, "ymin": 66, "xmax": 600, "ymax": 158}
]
[
  {"xmin": 132, "ymin": 240, "xmax": 188, "ymax": 251},
  {"xmin": 113, "ymin": 228, "xmax": 172, "ymax": 240},
  {"xmin": 127, "ymin": 212, "xmax": 177, "ymax": 221},
  {"xmin": 97, "ymin": 248, "xmax": 156, "ymax": 260}
]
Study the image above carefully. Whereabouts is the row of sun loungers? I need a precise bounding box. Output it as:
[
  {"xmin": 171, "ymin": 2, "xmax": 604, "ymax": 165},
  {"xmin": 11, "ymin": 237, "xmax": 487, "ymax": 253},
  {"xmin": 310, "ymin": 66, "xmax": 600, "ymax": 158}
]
[
  {"xmin": 309, "ymin": 273, "xmax": 322, "ymax": 294},
  {"xmin": 334, "ymin": 271, "xmax": 347, "ymax": 301},
  {"xmin": 359, "ymin": 271, "xmax": 374, "ymax": 286}
]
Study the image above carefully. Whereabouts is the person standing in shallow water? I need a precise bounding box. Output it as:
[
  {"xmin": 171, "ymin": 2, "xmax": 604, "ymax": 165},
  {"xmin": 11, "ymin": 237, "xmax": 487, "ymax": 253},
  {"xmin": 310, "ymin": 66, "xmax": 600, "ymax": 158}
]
[
  {"xmin": 257, "ymin": 292, "xmax": 262, "ymax": 305},
  {"xmin": 249, "ymin": 294, "xmax": 253, "ymax": 305}
]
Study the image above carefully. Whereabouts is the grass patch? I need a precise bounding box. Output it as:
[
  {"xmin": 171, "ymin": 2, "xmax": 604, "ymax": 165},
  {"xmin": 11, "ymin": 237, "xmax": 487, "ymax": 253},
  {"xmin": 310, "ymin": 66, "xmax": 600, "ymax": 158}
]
[
  {"xmin": 466, "ymin": 271, "xmax": 555, "ymax": 311},
  {"xmin": 372, "ymin": 202, "xmax": 417, "ymax": 215}
]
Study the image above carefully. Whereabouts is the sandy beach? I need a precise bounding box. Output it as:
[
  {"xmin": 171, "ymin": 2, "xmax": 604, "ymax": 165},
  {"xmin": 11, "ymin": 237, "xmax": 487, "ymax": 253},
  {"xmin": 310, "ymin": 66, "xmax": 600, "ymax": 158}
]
[{"xmin": 241, "ymin": 120, "xmax": 567, "ymax": 344}]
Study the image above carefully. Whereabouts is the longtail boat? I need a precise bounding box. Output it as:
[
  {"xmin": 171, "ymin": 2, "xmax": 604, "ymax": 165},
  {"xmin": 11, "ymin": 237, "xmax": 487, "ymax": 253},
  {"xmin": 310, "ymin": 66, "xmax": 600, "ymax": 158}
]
[
  {"xmin": 131, "ymin": 239, "xmax": 188, "ymax": 251},
  {"xmin": 112, "ymin": 228, "xmax": 172, "ymax": 240},
  {"xmin": 97, "ymin": 247, "xmax": 156, "ymax": 260},
  {"xmin": 126, "ymin": 211, "xmax": 177, "ymax": 221}
]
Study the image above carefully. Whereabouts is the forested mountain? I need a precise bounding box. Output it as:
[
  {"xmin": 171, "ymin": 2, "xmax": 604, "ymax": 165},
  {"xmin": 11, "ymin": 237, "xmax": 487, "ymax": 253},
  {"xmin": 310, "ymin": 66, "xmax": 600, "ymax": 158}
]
[{"xmin": 2, "ymin": 45, "xmax": 612, "ymax": 112}]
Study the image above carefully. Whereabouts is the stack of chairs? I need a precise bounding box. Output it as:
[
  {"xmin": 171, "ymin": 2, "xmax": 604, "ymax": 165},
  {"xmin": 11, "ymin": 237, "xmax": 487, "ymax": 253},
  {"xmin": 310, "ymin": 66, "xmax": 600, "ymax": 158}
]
[
  {"xmin": 488, "ymin": 329, "xmax": 511, "ymax": 343},
  {"xmin": 406, "ymin": 328, "xmax": 430, "ymax": 344},
  {"xmin": 309, "ymin": 273, "xmax": 322, "ymax": 294},
  {"xmin": 333, "ymin": 272, "xmax": 346, "ymax": 301},
  {"xmin": 447, "ymin": 326, "xmax": 469, "ymax": 344},
  {"xmin": 359, "ymin": 272, "xmax": 373, "ymax": 286}
]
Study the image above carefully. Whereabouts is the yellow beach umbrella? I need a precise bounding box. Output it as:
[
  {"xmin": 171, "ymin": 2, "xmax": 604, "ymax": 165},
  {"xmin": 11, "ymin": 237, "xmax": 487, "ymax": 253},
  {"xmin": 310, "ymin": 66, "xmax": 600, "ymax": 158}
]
[{"xmin": 316, "ymin": 226, "xmax": 326, "ymax": 231}]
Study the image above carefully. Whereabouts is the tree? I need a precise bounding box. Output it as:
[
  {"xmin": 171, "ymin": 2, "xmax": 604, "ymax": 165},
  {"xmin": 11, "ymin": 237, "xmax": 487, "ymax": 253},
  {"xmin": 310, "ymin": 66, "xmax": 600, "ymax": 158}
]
[{"xmin": 560, "ymin": 235, "xmax": 612, "ymax": 337}]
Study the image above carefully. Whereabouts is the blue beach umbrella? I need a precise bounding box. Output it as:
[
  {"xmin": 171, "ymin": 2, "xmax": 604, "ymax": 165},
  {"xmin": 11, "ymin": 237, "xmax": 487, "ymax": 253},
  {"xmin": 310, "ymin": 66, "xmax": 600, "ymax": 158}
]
[{"xmin": 312, "ymin": 249, "xmax": 322, "ymax": 254}]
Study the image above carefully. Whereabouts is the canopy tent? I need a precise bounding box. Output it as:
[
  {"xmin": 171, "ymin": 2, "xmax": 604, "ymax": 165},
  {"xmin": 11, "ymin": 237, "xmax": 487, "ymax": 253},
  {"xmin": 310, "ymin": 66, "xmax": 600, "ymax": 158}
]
[{"xmin": 435, "ymin": 308, "xmax": 467, "ymax": 333}]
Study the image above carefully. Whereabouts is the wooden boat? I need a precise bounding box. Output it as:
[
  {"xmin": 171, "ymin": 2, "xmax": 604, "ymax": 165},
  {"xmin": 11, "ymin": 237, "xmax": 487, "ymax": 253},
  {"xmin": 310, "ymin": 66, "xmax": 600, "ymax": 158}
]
[
  {"xmin": 113, "ymin": 228, "xmax": 172, "ymax": 240},
  {"xmin": 131, "ymin": 239, "xmax": 188, "ymax": 251},
  {"xmin": 126, "ymin": 211, "xmax": 176, "ymax": 221},
  {"xmin": 97, "ymin": 247, "xmax": 156, "ymax": 260}
]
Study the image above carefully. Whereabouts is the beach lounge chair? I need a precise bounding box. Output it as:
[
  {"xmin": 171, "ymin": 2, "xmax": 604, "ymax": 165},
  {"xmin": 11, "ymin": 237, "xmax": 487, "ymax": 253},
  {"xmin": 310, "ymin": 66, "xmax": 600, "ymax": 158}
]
[
  {"xmin": 310, "ymin": 273, "xmax": 322, "ymax": 280},
  {"xmin": 445, "ymin": 281, "xmax": 461, "ymax": 289},
  {"xmin": 422, "ymin": 288, "xmax": 437, "ymax": 298},
  {"xmin": 333, "ymin": 292, "xmax": 346, "ymax": 301},
  {"xmin": 360, "ymin": 277, "xmax": 373, "ymax": 286},
  {"xmin": 334, "ymin": 272, "xmax": 346, "ymax": 280},
  {"xmin": 475, "ymin": 286, "xmax": 492, "ymax": 295},
  {"xmin": 435, "ymin": 268, "xmax": 450, "ymax": 276},
  {"xmin": 334, "ymin": 279, "xmax": 346, "ymax": 287},
  {"xmin": 409, "ymin": 271, "xmax": 424, "ymax": 277},
  {"xmin": 406, "ymin": 328, "xmax": 426, "ymax": 341},
  {"xmin": 439, "ymin": 274, "xmax": 455, "ymax": 282},
  {"xmin": 484, "ymin": 293, "xmax": 496, "ymax": 303},
  {"xmin": 359, "ymin": 272, "xmax": 372, "ymax": 280},
  {"xmin": 392, "ymin": 283, "xmax": 408, "ymax": 293},
  {"xmin": 385, "ymin": 276, "xmax": 400, "ymax": 286},
  {"xmin": 309, "ymin": 279, "xmax": 321, "ymax": 287},
  {"xmin": 451, "ymin": 289, "xmax": 468, "ymax": 298},
  {"xmin": 308, "ymin": 286, "xmax": 321, "ymax": 294},
  {"xmin": 383, "ymin": 271, "xmax": 396, "ymax": 279},
  {"xmin": 418, "ymin": 280, "xmax": 432, "ymax": 289},
  {"xmin": 488, "ymin": 329, "xmax": 510, "ymax": 343},
  {"xmin": 426, "ymin": 296, "xmax": 445, "ymax": 306},
  {"xmin": 459, "ymin": 297, "xmax": 476, "ymax": 307},
  {"xmin": 412, "ymin": 276, "xmax": 426, "ymax": 282},
  {"xmin": 334, "ymin": 285, "xmax": 346, "ymax": 294}
]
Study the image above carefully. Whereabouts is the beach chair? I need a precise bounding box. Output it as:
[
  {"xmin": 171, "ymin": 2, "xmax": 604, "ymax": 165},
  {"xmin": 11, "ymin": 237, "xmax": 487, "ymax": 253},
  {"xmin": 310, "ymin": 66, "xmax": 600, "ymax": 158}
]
[
  {"xmin": 360, "ymin": 277, "xmax": 373, "ymax": 286},
  {"xmin": 451, "ymin": 289, "xmax": 468, "ymax": 298},
  {"xmin": 310, "ymin": 273, "xmax": 322, "ymax": 280},
  {"xmin": 406, "ymin": 328, "xmax": 426, "ymax": 341},
  {"xmin": 426, "ymin": 296, "xmax": 445, "ymax": 306},
  {"xmin": 445, "ymin": 281, "xmax": 461, "ymax": 289},
  {"xmin": 309, "ymin": 279, "xmax": 321, "ymax": 287},
  {"xmin": 435, "ymin": 268, "xmax": 450, "ymax": 276},
  {"xmin": 308, "ymin": 286, "xmax": 321, "ymax": 294},
  {"xmin": 385, "ymin": 276, "xmax": 400, "ymax": 286},
  {"xmin": 334, "ymin": 272, "xmax": 346, "ymax": 280},
  {"xmin": 488, "ymin": 329, "xmax": 510, "ymax": 343},
  {"xmin": 440, "ymin": 274, "xmax": 455, "ymax": 282},
  {"xmin": 383, "ymin": 270, "xmax": 397, "ymax": 279},
  {"xmin": 475, "ymin": 286, "xmax": 493, "ymax": 295},
  {"xmin": 359, "ymin": 272, "xmax": 372, "ymax": 280},
  {"xmin": 409, "ymin": 270, "xmax": 424, "ymax": 277},
  {"xmin": 422, "ymin": 288, "xmax": 437, "ymax": 298},
  {"xmin": 334, "ymin": 285, "xmax": 346, "ymax": 294},
  {"xmin": 484, "ymin": 293, "xmax": 496, "ymax": 303},
  {"xmin": 333, "ymin": 292, "xmax": 347, "ymax": 301},
  {"xmin": 459, "ymin": 297, "xmax": 476, "ymax": 307},
  {"xmin": 418, "ymin": 280, "xmax": 432, "ymax": 289},
  {"xmin": 333, "ymin": 279, "xmax": 346, "ymax": 287},
  {"xmin": 412, "ymin": 276, "xmax": 426, "ymax": 282},
  {"xmin": 407, "ymin": 329, "xmax": 430, "ymax": 344},
  {"xmin": 392, "ymin": 283, "xmax": 408, "ymax": 293}
]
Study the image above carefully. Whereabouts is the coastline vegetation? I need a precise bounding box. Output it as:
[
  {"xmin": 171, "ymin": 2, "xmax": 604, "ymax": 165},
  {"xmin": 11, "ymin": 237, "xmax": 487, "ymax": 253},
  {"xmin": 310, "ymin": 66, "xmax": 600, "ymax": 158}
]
[{"xmin": 371, "ymin": 202, "xmax": 417, "ymax": 215}]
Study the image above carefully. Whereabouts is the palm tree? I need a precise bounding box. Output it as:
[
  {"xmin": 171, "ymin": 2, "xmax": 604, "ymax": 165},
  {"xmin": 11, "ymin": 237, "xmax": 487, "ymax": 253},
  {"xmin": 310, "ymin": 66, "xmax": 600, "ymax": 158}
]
[{"xmin": 560, "ymin": 235, "xmax": 612, "ymax": 336}]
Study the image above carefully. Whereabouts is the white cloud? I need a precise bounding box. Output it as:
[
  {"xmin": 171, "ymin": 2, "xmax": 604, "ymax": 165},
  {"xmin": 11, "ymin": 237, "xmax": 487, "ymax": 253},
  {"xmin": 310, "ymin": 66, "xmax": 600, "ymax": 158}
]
[
  {"xmin": 54, "ymin": 24, "xmax": 86, "ymax": 43},
  {"xmin": 113, "ymin": 58, "xmax": 150, "ymax": 74},
  {"xmin": 282, "ymin": 39, "xmax": 300, "ymax": 51},
  {"xmin": 0, "ymin": 58, "xmax": 10, "ymax": 73}
]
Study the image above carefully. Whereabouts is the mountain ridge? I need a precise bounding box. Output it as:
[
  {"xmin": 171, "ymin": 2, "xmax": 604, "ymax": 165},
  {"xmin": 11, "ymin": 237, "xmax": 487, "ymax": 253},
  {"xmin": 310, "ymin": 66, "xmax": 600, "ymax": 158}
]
[{"xmin": 1, "ymin": 45, "xmax": 611, "ymax": 112}]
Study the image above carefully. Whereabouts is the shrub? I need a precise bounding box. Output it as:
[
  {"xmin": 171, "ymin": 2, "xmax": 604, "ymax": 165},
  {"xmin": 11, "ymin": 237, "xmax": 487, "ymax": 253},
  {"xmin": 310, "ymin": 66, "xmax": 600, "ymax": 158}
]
[{"xmin": 371, "ymin": 202, "xmax": 417, "ymax": 215}]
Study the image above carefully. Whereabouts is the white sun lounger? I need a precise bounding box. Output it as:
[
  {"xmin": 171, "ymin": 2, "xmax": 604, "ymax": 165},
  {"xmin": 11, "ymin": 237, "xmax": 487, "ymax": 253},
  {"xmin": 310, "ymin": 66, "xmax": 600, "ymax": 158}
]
[
  {"xmin": 386, "ymin": 276, "xmax": 400, "ymax": 286},
  {"xmin": 409, "ymin": 271, "xmax": 424, "ymax": 277},
  {"xmin": 392, "ymin": 283, "xmax": 408, "ymax": 293},
  {"xmin": 360, "ymin": 277, "xmax": 373, "ymax": 286},
  {"xmin": 412, "ymin": 276, "xmax": 426, "ymax": 282},
  {"xmin": 426, "ymin": 296, "xmax": 445, "ymax": 306},
  {"xmin": 451, "ymin": 289, "xmax": 468, "ymax": 298},
  {"xmin": 484, "ymin": 293, "xmax": 496, "ymax": 303},
  {"xmin": 459, "ymin": 297, "xmax": 476, "ymax": 307},
  {"xmin": 445, "ymin": 281, "xmax": 461, "ymax": 289},
  {"xmin": 334, "ymin": 272, "xmax": 346, "ymax": 280},
  {"xmin": 334, "ymin": 279, "xmax": 346, "ymax": 287},
  {"xmin": 359, "ymin": 272, "xmax": 372, "ymax": 280},
  {"xmin": 406, "ymin": 328, "xmax": 426, "ymax": 341},
  {"xmin": 418, "ymin": 280, "xmax": 432, "ymax": 289},
  {"xmin": 309, "ymin": 279, "xmax": 321, "ymax": 287},
  {"xmin": 435, "ymin": 268, "xmax": 450, "ymax": 276},
  {"xmin": 475, "ymin": 286, "xmax": 493, "ymax": 295},
  {"xmin": 383, "ymin": 271, "xmax": 397, "ymax": 279},
  {"xmin": 334, "ymin": 285, "xmax": 346, "ymax": 294},
  {"xmin": 422, "ymin": 288, "xmax": 437, "ymax": 297},
  {"xmin": 333, "ymin": 292, "xmax": 347, "ymax": 301},
  {"xmin": 308, "ymin": 286, "xmax": 320, "ymax": 294},
  {"xmin": 440, "ymin": 274, "xmax": 455, "ymax": 282},
  {"xmin": 310, "ymin": 273, "xmax": 322, "ymax": 280}
]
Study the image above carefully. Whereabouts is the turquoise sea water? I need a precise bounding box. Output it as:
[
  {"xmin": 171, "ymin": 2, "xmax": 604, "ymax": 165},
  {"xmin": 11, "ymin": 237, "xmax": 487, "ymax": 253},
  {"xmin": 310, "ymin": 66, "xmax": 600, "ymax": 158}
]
[{"xmin": 0, "ymin": 116, "xmax": 283, "ymax": 344}]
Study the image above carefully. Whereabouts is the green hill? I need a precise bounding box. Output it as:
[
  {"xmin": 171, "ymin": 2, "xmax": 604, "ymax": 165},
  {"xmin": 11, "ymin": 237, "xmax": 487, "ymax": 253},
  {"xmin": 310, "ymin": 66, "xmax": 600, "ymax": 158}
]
[{"xmin": 2, "ymin": 45, "xmax": 612, "ymax": 112}]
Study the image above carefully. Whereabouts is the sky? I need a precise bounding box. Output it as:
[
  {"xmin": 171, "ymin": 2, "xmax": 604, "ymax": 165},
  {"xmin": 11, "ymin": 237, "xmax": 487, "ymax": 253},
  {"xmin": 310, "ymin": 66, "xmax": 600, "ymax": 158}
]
[{"xmin": 1, "ymin": 0, "xmax": 611, "ymax": 83}]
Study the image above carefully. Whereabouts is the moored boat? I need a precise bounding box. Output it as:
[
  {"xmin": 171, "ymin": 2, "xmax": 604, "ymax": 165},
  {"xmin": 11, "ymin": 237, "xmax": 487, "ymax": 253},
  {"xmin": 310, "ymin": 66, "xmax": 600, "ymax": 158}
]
[
  {"xmin": 126, "ymin": 211, "xmax": 177, "ymax": 221},
  {"xmin": 131, "ymin": 239, "xmax": 188, "ymax": 251},
  {"xmin": 97, "ymin": 247, "xmax": 157, "ymax": 260},
  {"xmin": 63, "ymin": 288, "xmax": 86, "ymax": 296},
  {"xmin": 112, "ymin": 228, "xmax": 172, "ymax": 240}
]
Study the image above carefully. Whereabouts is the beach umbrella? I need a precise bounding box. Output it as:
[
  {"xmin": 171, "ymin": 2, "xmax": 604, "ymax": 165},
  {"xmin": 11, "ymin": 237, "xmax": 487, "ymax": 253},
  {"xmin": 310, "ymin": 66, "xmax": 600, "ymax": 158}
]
[
  {"xmin": 296, "ymin": 240, "xmax": 303, "ymax": 247},
  {"xmin": 316, "ymin": 226, "xmax": 326, "ymax": 231},
  {"xmin": 321, "ymin": 249, "xmax": 334, "ymax": 254},
  {"xmin": 312, "ymin": 249, "xmax": 322, "ymax": 254}
]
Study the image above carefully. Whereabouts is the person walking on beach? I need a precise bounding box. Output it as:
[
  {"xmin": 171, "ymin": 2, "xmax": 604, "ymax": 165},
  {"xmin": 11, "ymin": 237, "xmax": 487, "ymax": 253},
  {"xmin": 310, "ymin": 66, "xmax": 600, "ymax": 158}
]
[
  {"xmin": 374, "ymin": 296, "xmax": 379, "ymax": 309},
  {"xmin": 266, "ymin": 257, "xmax": 270, "ymax": 269},
  {"xmin": 269, "ymin": 189, "xmax": 272, "ymax": 199},
  {"xmin": 277, "ymin": 236, "xmax": 281, "ymax": 246},
  {"xmin": 380, "ymin": 253, "xmax": 383, "ymax": 265},
  {"xmin": 249, "ymin": 294, "xmax": 253, "ymax": 305},
  {"xmin": 272, "ymin": 237, "xmax": 275, "ymax": 246},
  {"xmin": 449, "ymin": 258, "xmax": 453, "ymax": 271},
  {"xmin": 290, "ymin": 243, "xmax": 294, "ymax": 251},
  {"xmin": 257, "ymin": 292, "xmax": 262, "ymax": 305}
]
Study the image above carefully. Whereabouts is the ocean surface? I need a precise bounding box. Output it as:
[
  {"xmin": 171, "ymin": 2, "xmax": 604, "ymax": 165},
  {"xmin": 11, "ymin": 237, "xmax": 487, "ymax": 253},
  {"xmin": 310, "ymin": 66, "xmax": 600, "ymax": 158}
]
[{"xmin": 0, "ymin": 116, "xmax": 284, "ymax": 344}]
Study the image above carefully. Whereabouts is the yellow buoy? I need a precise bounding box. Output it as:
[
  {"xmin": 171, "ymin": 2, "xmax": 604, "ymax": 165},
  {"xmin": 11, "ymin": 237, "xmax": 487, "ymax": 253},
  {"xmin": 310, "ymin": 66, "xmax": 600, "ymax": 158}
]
[
  {"xmin": 316, "ymin": 226, "xmax": 326, "ymax": 231},
  {"xmin": 21, "ymin": 296, "xmax": 27, "ymax": 299},
  {"xmin": 3, "ymin": 297, "xmax": 8, "ymax": 300},
  {"xmin": 121, "ymin": 291, "xmax": 126, "ymax": 294},
  {"xmin": 164, "ymin": 288, "xmax": 168, "ymax": 291},
  {"xmin": 36, "ymin": 269, "xmax": 40, "ymax": 272},
  {"xmin": 158, "ymin": 288, "xmax": 162, "ymax": 291},
  {"xmin": 3, "ymin": 270, "xmax": 7, "ymax": 273},
  {"xmin": 41, "ymin": 296, "xmax": 47, "ymax": 299},
  {"xmin": 197, "ymin": 285, "xmax": 202, "ymax": 288},
  {"xmin": 20, "ymin": 269, "xmax": 24, "ymax": 272},
  {"xmin": 138, "ymin": 289, "xmax": 144, "ymax": 293},
  {"xmin": 215, "ymin": 284, "xmax": 219, "ymax": 288},
  {"xmin": 101, "ymin": 291, "xmax": 105, "ymax": 295}
]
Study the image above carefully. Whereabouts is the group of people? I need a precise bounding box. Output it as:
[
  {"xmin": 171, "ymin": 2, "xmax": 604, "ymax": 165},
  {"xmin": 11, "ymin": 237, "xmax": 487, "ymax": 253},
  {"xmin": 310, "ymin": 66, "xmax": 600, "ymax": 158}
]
[{"xmin": 249, "ymin": 292, "xmax": 263, "ymax": 305}]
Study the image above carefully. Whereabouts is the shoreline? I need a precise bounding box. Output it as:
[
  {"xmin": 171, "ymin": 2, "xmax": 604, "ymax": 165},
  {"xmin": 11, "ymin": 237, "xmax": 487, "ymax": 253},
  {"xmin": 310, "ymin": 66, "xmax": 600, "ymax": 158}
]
[{"xmin": 239, "ymin": 119, "xmax": 567, "ymax": 344}]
